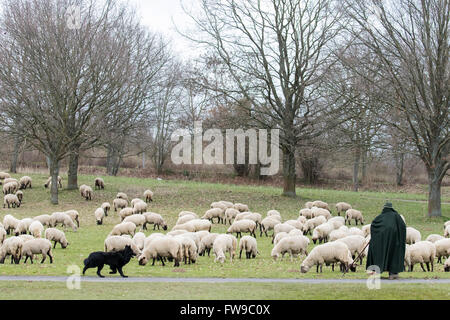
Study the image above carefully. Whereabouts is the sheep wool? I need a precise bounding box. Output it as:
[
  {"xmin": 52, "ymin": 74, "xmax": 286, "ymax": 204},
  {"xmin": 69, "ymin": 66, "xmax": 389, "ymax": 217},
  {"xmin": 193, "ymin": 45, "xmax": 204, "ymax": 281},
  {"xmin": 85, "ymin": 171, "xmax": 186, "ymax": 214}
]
[
  {"xmin": 406, "ymin": 227, "xmax": 421, "ymax": 244},
  {"xmin": 335, "ymin": 202, "xmax": 352, "ymax": 216},
  {"xmin": 21, "ymin": 239, "xmax": 53, "ymax": 264},
  {"xmin": 300, "ymin": 241, "xmax": 353, "ymax": 273},
  {"xmin": 239, "ymin": 235, "xmax": 258, "ymax": 259},
  {"xmin": 0, "ymin": 236, "xmax": 24, "ymax": 264},
  {"xmin": 45, "ymin": 228, "xmax": 69, "ymax": 249},
  {"xmin": 271, "ymin": 235, "xmax": 309, "ymax": 261},
  {"xmin": 404, "ymin": 241, "xmax": 436, "ymax": 272}
]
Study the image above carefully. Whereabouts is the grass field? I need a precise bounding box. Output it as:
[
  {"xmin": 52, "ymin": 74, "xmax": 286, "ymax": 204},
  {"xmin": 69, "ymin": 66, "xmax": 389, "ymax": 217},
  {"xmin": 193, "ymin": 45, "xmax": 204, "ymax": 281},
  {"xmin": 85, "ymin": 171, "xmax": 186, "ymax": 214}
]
[{"xmin": 0, "ymin": 172, "xmax": 449, "ymax": 299}]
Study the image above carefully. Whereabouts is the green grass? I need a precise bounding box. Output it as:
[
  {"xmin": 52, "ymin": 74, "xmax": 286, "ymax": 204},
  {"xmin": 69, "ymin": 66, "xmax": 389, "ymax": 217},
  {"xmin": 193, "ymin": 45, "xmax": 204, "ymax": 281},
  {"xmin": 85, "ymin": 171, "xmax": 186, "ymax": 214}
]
[{"xmin": 0, "ymin": 172, "xmax": 449, "ymax": 299}]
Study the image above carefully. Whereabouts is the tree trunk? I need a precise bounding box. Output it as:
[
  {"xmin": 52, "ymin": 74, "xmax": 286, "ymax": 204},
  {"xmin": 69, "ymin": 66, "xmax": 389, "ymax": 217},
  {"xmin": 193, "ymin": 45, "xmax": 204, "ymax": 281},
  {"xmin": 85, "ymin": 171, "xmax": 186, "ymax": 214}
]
[
  {"xmin": 10, "ymin": 136, "xmax": 21, "ymax": 173},
  {"xmin": 67, "ymin": 150, "xmax": 79, "ymax": 190},
  {"xmin": 282, "ymin": 147, "xmax": 296, "ymax": 197},
  {"xmin": 361, "ymin": 148, "xmax": 367, "ymax": 185},
  {"xmin": 395, "ymin": 152, "xmax": 404, "ymax": 186},
  {"xmin": 427, "ymin": 168, "xmax": 442, "ymax": 217},
  {"xmin": 353, "ymin": 147, "xmax": 361, "ymax": 192},
  {"xmin": 49, "ymin": 156, "xmax": 60, "ymax": 205}
]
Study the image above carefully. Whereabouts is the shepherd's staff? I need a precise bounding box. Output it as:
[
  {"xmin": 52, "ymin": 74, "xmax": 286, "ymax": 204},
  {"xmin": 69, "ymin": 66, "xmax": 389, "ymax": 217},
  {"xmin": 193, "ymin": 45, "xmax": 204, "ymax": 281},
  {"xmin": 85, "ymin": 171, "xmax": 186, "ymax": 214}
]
[{"xmin": 343, "ymin": 241, "xmax": 370, "ymax": 275}]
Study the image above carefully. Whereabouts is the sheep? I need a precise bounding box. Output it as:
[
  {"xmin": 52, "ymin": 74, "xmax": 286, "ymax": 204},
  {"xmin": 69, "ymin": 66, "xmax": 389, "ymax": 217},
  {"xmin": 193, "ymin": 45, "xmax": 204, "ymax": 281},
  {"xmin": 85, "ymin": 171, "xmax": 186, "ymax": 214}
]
[
  {"xmin": 426, "ymin": 234, "xmax": 444, "ymax": 243},
  {"xmin": 433, "ymin": 238, "xmax": 450, "ymax": 264},
  {"xmin": 406, "ymin": 227, "xmax": 421, "ymax": 244},
  {"xmin": 404, "ymin": 241, "xmax": 436, "ymax": 272},
  {"xmin": 28, "ymin": 220, "xmax": 44, "ymax": 238},
  {"xmin": 142, "ymin": 212, "xmax": 167, "ymax": 231},
  {"xmin": 271, "ymin": 235, "xmax": 309, "ymax": 262},
  {"xmin": 176, "ymin": 214, "xmax": 197, "ymax": 225},
  {"xmin": 50, "ymin": 212, "xmax": 77, "ymax": 231},
  {"xmin": 109, "ymin": 222, "xmax": 137, "ymax": 237},
  {"xmin": 0, "ymin": 226, "xmax": 6, "ymax": 245},
  {"xmin": 31, "ymin": 215, "xmax": 51, "ymax": 228},
  {"xmin": 123, "ymin": 214, "xmax": 147, "ymax": 230},
  {"xmin": 113, "ymin": 198, "xmax": 128, "ymax": 212},
  {"xmin": 19, "ymin": 176, "xmax": 32, "ymax": 190},
  {"xmin": 171, "ymin": 221, "xmax": 196, "ymax": 233},
  {"xmin": 19, "ymin": 234, "xmax": 35, "ymax": 242},
  {"xmin": 297, "ymin": 216, "xmax": 307, "ymax": 224},
  {"xmin": 81, "ymin": 185, "xmax": 93, "ymax": 201},
  {"xmin": 3, "ymin": 181, "xmax": 18, "ymax": 195},
  {"xmin": 445, "ymin": 225, "xmax": 450, "ymax": 238},
  {"xmin": 362, "ymin": 224, "xmax": 371, "ymax": 237},
  {"xmin": 329, "ymin": 229, "xmax": 349, "ymax": 241},
  {"xmin": 190, "ymin": 219, "xmax": 212, "ymax": 232},
  {"xmin": 336, "ymin": 235, "xmax": 366, "ymax": 264},
  {"xmin": 143, "ymin": 233, "xmax": 166, "ymax": 250},
  {"xmin": 44, "ymin": 176, "xmax": 62, "ymax": 188},
  {"xmin": 233, "ymin": 203, "xmax": 249, "ymax": 212},
  {"xmin": 260, "ymin": 217, "xmax": 281, "ymax": 237},
  {"xmin": 130, "ymin": 198, "xmax": 143, "ymax": 208},
  {"xmin": 300, "ymin": 241, "xmax": 354, "ymax": 273},
  {"xmin": 143, "ymin": 189, "xmax": 153, "ymax": 203},
  {"xmin": 345, "ymin": 209, "xmax": 364, "ymax": 225},
  {"xmin": 273, "ymin": 232, "xmax": 289, "ymax": 246},
  {"xmin": 224, "ymin": 208, "xmax": 240, "ymax": 225},
  {"xmin": 194, "ymin": 230, "xmax": 211, "ymax": 241},
  {"xmin": 302, "ymin": 216, "xmax": 327, "ymax": 235},
  {"xmin": 138, "ymin": 236, "xmax": 182, "ymax": 267},
  {"xmin": 15, "ymin": 190, "xmax": 23, "ymax": 203},
  {"xmin": 285, "ymin": 219, "xmax": 303, "ymax": 230},
  {"xmin": 239, "ymin": 235, "xmax": 258, "ymax": 259},
  {"xmin": 267, "ymin": 210, "xmax": 282, "ymax": 220},
  {"xmin": 0, "ymin": 236, "xmax": 24, "ymax": 264},
  {"xmin": 235, "ymin": 212, "xmax": 262, "ymax": 229},
  {"xmin": 327, "ymin": 216, "xmax": 345, "ymax": 229},
  {"xmin": 311, "ymin": 207, "xmax": 332, "ymax": 220},
  {"xmin": 227, "ymin": 219, "xmax": 257, "ymax": 238},
  {"xmin": 94, "ymin": 208, "xmax": 105, "ymax": 225},
  {"xmin": 3, "ymin": 194, "xmax": 20, "ymax": 208},
  {"xmin": 273, "ymin": 223, "xmax": 296, "ymax": 238},
  {"xmin": 202, "ymin": 208, "xmax": 225, "ymax": 224},
  {"xmin": 132, "ymin": 232, "xmax": 146, "ymax": 251},
  {"xmin": 210, "ymin": 201, "xmax": 228, "ymax": 212},
  {"xmin": 132, "ymin": 201, "xmax": 147, "ymax": 215},
  {"xmin": 348, "ymin": 227, "xmax": 365, "ymax": 237},
  {"xmin": 444, "ymin": 257, "xmax": 450, "ymax": 272},
  {"xmin": 335, "ymin": 202, "xmax": 352, "ymax": 216},
  {"xmin": 304, "ymin": 201, "xmax": 314, "ymax": 209},
  {"xmin": 14, "ymin": 218, "xmax": 34, "ymax": 236},
  {"xmin": 116, "ymin": 192, "xmax": 128, "ymax": 201},
  {"xmin": 213, "ymin": 234, "xmax": 237, "ymax": 263},
  {"xmin": 101, "ymin": 202, "xmax": 111, "ymax": 216},
  {"xmin": 299, "ymin": 208, "xmax": 313, "ymax": 219},
  {"xmin": 118, "ymin": 207, "xmax": 134, "ymax": 221},
  {"xmin": 21, "ymin": 239, "xmax": 53, "ymax": 264},
  {"xmin": 104, "ymin": 235, "xmax": 141, "ymax": 256},
  {"xmin": 311, "ymin": 222, "xmax": 334, "ymax": 244},
  {"xmin": 445, "ymin": 220, "xmax": 450, "ymax": 229},
  {"xmin": 45, "ymin": 228, "xmax": 69, "ymax": 249},
  {"xmin": 0, "ymin": 172, "xmax": 11, "ymax": 180},
  {"xmin": 178, "ymin": 211, "xmax": 198, "ymax": 218},
  {"xmin": 198, "ymin": 233, "xmax": 220, "ymax": 256},
  {"xmin": 312, "ymin": 200, "xmax": 330, "ymax": 211},
  {"xmin": 3, "ymin": 214, "xmax": 20, "ymax": 235},
  {"xmin": 288, "ymin": 229, "xmax": 303, "ymax": 237},
  {"xmin": 65, "ymin": 210, "xmax": 80, "ymax": 228},
  {"xmin": 94, "ymin": 177, "xmax": 105, "ymax": 190},
  {"xmin": 174, "ymin": 235, "xmax": 198, "ymax": 264},
  {"xmin": 218, "ymin": 200, "xmax": 234, "ymax": 208}
]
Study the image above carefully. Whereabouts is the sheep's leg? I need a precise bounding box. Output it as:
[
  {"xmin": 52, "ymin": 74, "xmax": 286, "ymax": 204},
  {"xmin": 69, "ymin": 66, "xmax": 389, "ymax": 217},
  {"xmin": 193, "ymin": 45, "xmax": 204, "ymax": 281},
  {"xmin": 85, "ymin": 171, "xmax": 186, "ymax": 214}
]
[
  {"xmin": 160, "ymin": 257, "xmax": 165, "ymax": 266},
  {"xmin": 431, "ymin": 260, "xmax": 433, "ymax": 272},
  {"xmin": 425, "ymin": 262, "xmax": 430, "ymax": 272},
  {"xmin": 239, "ymin": 249, "xmax": 242, "ymax": 259},
  {"xmin": 420, "ymin": 263, "xmax": 426, "ymax": 272},
  {"xmin": 41, "ymin": 253, "xmax": 46, "ymax": 264}
]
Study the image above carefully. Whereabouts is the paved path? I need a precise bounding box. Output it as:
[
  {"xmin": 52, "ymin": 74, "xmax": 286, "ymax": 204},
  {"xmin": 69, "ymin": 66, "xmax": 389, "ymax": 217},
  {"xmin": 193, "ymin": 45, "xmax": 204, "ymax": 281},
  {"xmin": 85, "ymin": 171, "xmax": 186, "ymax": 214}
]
[{"xmin": 0, "ymin": 275, "xmax": 449, "ymax": 284}]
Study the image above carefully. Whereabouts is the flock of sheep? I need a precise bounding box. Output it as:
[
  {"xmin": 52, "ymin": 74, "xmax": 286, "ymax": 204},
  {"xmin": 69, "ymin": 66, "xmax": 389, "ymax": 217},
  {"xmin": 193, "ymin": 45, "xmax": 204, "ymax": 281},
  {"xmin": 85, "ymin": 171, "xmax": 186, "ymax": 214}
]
[{"xmin": 0, "ymin": 170, "xmax": 449, "ymax": 275}]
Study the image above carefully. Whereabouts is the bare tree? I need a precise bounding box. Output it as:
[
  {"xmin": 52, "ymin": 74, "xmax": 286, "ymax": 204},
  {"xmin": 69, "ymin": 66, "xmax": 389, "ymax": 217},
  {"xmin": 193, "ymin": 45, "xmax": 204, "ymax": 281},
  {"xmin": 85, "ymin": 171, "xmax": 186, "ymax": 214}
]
[{"xmin": 344, "ymin": 0, "xmax": 449, "ymax": 216}]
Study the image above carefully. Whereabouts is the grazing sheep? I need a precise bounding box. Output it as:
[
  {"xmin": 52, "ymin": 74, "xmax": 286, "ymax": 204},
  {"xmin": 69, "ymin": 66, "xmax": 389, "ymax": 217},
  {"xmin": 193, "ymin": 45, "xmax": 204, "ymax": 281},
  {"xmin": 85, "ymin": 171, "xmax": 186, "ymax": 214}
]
[
  {"xmin": 94, "ymin": 208, "xmax": 105, "ymax": 225},
  {"xmin": 174, "ymin": 235, "xmax": 198, "ymax": 264},
  {"xmin": 273, "ymin": 223, "xmax": 296, "ymax": 239},
  {"xmin": 138, "ymin": 236, "xmax": 182, "ymax": 267},
  {"xmin": 312, "ymin": 200, "xmax": 330, "ymax": 210},
  {"xmin": 143, "ymin": 233, "xmax": 166, "ymax": 250},
  {"xmin": 178, "ymin": 211, "xmax": 198, "ymax": 218},
  {"xmin": 15, "ymin": 190, "xmax": 23, "ymax": 203},
  {"xmin": 132, "ymin": 201, "xmax": 147, "ymax": 215},
  {"xmin": 118, "ymin": 207, "xmax": 134, "ymax": 221},
  {"xmin": 213, "ymin": 234, "xmax": 237, "ymax": 263},
  {"xmin": 3, "ymin": 182, "xmax": 18, "ymax": 195},
  {"xmin": 300, "ymin": 241, "xmax": 354, "ymax": 273},
  {"xmin": 3, "ymin": 194, "xmax": 20, "ymax": 208},
  {"xmin": 329, "ymin": 229, "xmax": 349, "ymax": 241},
  {"xmin": 0, "ymin": 172, "xmax": 11, "ymax": 180},
  {"xmin": 404, "ymin": 241, "xmax": 436, "ymax": 272},
  {"xmin": 260, "ymin": 217, "xmax": 281, "ymax": 237},
  {"xmin": 189, "ymin": 219, "xmax": 212, "ymax": 232},
  {"xmin": 267, "ymin": 210, "xmax": 282, "ymax": 219},
  {"xmin": 327, "ymin": 216, "xmax": 345, "ymax": 229},
  {"xmin": 198, "ymin": 233, "xmax": 220, "ymax": 256},
  {"xmin": 239, "ymin": 235, "xmax": 258, "ymax": 259},
  {"xmin": 167, "ymin": 230, "xmax": 188, "ymax": 237},
  {"xmin": 81, "ymin": 185, "xmax": 93, "ymax": 201},
  {"xmin": 132, "ymin": 232, "xmax": 146, "ymax": 251},
  {"xmin": 28, "ymin": 220, "xmax": 44, "ymax": 238},
  {"xmin": 433, "ymin": 238, "xmax": 450, "ymax": 264},
  {"xmin": 345, "ymin": 209, "xmax": 364, "ymax": 225},
  {"xmin": 218, "ymin": 200, "xmax": 234, "ymax": 208},
  {"xmin": 304, "ymin": 201, "xmax": 314, "ymax": 209},
  {"xmin": 94, "ymin": 177, "xmax": 105, "ymax": 190},
  {"xmin": 224, "ymin": 208, "xmax": 240, "ymax": 225},
  {"xmin": 302, "ymin": 216, "xmax": 327, "ymax": 235},
  {"xmin": 336, "ymin": 235, "xmax": 367, "ymax": 264},
  {"xmin": 335, "ymin": 202, "xmax": 352, "ymax": 216},
  {"xmin": 3, "ymin": 214, "xmax": 20, "ymax": 235},
  {"xmin": 21, "ymin": 239, "xmax": 53, "ymax": 264},
  {"xmin": 130, "ymin": 198, "xmax": 143, "ymax": 208},
  {"xmin": 406, "ymin": 227, "xmax": 421, "ymax": 244},
  {"xmin": 14, "ymin": 218, "xmax": 34, "ymax": 236},
  {"xmin": 113, "ymin": 198, "xmax": 128, "ymax": 212},
  {"xmin": 44, "ymin": 176, "xmax": 62, "ymax": 188},
  {"xmin": 116, "ymin": 192, "xmax": 128, "ymax": 201},
  {"xmin": 445, "ymin": 225, "xmax": 450, "ymax": 238},
  {"xmin": 123, "ymin": 214, "xmax": 147, "ymax": 230},
  {"xmin": 227, "ymin": 219, "xmax": 257, "ymax": 238},
  {"xmin": 273, "ymin": 232, "xmax": 289, "ymax": 246},
  {"xmin": 142, "ymin": 212, "xmax": 167, "ymax": 231},
  {"xmin": 210, "ymin": 201, "xmax": 228, "ymax": 212},
  {"xmin": 176, "ymin": 214, "xmax": 197, "ymax": 225},
  {"xmin": 425, "ymin": 234, "xmax": 444, "ymax": 243},
  {"xmin": 233, "ymin": 203, "xmax": 249, "ymax": 212},
  {"xmin": 104, "ymin": 235, "xmax": 141, "ymax": 256},
  {"xmin": 143, "ymin": 190, "xmax": 153, "ymax": 203},
  {"xmin": 50, "ymin": 212, "xmax": 77, "ymax": 231},
  {"xmin": 311, "ymin": 207, "xmax": 332, "ymax": 220},
  {"xmin": 0, "ymin": 236, "xmax": 24, "ymax": 264},
  {"xmin": 101, "ymin": 202, "xmax": 111, "ymax": 216},
  {"xmin": 285, "ymin": 219, "xmax": 303, "ymax": 231},
  {"xmin": 271, "ymin": 235, "xmax": 309, "ymax": 262},
  {"xmin": 299, "ymin": 208, "xmax": 313, "ymax": 219},
  {"xmin": 444, "ymin": 257, "xmax": 450, "ymax": 272},
  {"xmin": 297, "ymin": 216, "xmax": 307, "ymax": 224},
  {"xmin": 235, "ymin": 212, "xmax": 262, "ymax": 228},
  {"xmin": 45, "ymin": 228, "xmax": 69, "ymax": 249},
  {"xmin": 65, "ymin": 210, "xmax": 80, "ymax": 228},
  {"xmin": 18, "ymin": 234, "xmax": 35, "ymax": 242},
  {"xmin": 0, "ymin": 226, "xmax": 6, "ymax": 245},
  {"xmin": 19, "ymin": 176, "xmax": 32, "ymax": 190},
  {"xmin": 202, "ymin": 208, "xmax": 225, "ymax": 224},
  {"xmin": 109, "ymin": 222, "xmax": 137, "ymax": 237},
  {"xmin": 311, "ymin": 222, "xmax": 334, "ymax": 244}
]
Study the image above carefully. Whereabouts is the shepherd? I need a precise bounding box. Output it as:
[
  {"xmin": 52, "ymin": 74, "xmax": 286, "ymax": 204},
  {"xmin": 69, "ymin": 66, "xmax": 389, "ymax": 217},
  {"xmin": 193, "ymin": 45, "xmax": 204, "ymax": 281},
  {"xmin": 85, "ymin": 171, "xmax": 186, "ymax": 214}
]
[{"xmin": 366, "ymin": 202, "xmax": 406, "ymax": 280}]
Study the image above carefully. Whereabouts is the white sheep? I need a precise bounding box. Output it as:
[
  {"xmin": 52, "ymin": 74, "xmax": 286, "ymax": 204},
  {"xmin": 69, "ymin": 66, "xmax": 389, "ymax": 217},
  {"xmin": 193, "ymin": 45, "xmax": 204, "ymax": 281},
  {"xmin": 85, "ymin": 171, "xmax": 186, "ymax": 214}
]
[
  {"xmin": 123, "ymin": 214, "xmax": 147, "ymax": 230},
  {"xmin": 238, "ymin": 235, "xmax": 258, "ymax": 259},
  {"xmin": 336, "ymin": 235, "xmax": 366, "ymax": 264},
  {"xmin": 138, "ymin": 236, "xmax": 182, "ymax": 267},
  {"xmin": 81, "ymin": 185, "xmax": 93, "ymax": 201},
  {"xmin": 271, "ymin": 235, "xmax": 309, "ymax": 261},
  {"xmin": 312, "ymin": 200, "xmax": 330, "ymax": 211},
  {"xmin": 109, "ymin": 222, "xmax": 137, "ymax": 237},
  {"xmin": 273, "ymin": 223, "xmax": 296, "ymax": 240},
  {"xmin": 142, "ymin": 212, "xmax": 168, "ymax": 231},
  {"xmin": 104, "ymin": 235, "xmax": 141, "ymax": 256},
  {"xmin": 260, "ymin": 217, "xmax": 281, "ymax": 237},
  {"xmin": 233, "ymin": 203, "xmax": 249, "ymax": 212},
  {"xmin": 143, "ymin": 233, "xmax": 166, "ymax": 250},
  {"xmin": 94, "ymin": 177, "xmax": 105, "ymax": 190},
  {"xmin": 445, "ymin": 225, "xmax": 450, "ymax": 238},
  {"xmin": 444, "ymin": 257, "xmax": 450, "ymax": 272},
  {"xmin": 404, "ymin": 241, "xmax": 436, "ymax": 272},
  {"xmin": 425, "ymin": 234, "xmax": 444, "ymax": 243},
  {"xmin": 284, "ymin": 220, "xmax": 303, "ymax": 231},
  {"xmin": 143, "ymin": 189, "xmax": 153, "ymax": 203},
  {"xmin": 362, "ymin": 224, "xmax": 371, "ymax": 237},
  {"xmin": 167, "ymin": 230, "xmax": 189, "ymax": 236},
  {"xmin": 3, "ymin": 194, "xmax": 21, "ymax": 208},
  {"xmin": 235, "ymin": 212, "xmax": 262, "ymax": 228},
  {"xmin": 113, "ymin": 198, "xmax": 128, "ymax": 212},
  {"xmin": 267, "ymin": 210, "xmax": 282, "ymax": 220},
  {"xmin": 28, "ymin": 220, "xmax": 44, "ymax": 238},
  {"xmin": 0, "ymin": 172, "xmax": 11, "ymax": 180},
  {"xmin": 224, "ymin": 208, "xmax": 240, "ymax": 225},
  {"xmin": 311, "ymin": 207, "xmax": 332, "ymax": 220},
  {"xmin": 21, "ymin": 238, "xmax": 53, "ymax": 264},
  {"xmin": 176, "ymin": 214, "xmax": 197, "ymax": 225},
  {"xmin": 14, "ymin": 218, "xmax": 34, "ymax": 235},
  {"xmin": 299, "ymin": 208, "xmax": 313, "ymax": 219},
  {"xmin": 202, "ymin": 208, "xmax": 225, "ymax": 224},
  {"xmin": 444, "ymin": 220, "xmax": 450, "ymax": 229},
  {"xmin": 174, "ymin": 235, "xmax": 198, "ymax": 264},
  {"xmin": 94, "ymin": 207, "xmax": 105, "ymax": 225},
  {"xmin": 335, "ymin": 202, "xmax": 352, "ymax": 216},
  {"xmin": 118, "ymin": 207, "xmax": 134, "ymax": 221},
  {"xmin": 15, "ymin": 190, "xmax": 23, "ymax": 203},
  {"xmin": 345, "ymin": 209, "xmax": 364, "ymax": 225},
  {"xmin": 132, "ymin": 201, "xmax": 147, "ymax": 215},
  {"xmin": 198, "ymin": 233, "xmax": 220, "ymax": 256},
  {"xmin": 132, "ymin": 232, "xmax": 146, "ymax": 251},
  {"xmin": 101, "ymin": 202, "xmax": 111, "ymax": 216},
  {"xmin": 178, "ymin": 211, "xmax": 198, "ymax": 218},
  {"xmin": 302, "ymin": 216, "xmax": 327, "ymax": 235},
  {"xmin": 311, "ymin": 222, "xmax": 334, "ymax": 244},
  {"xmin": 273, "ymin": 232, "xmax": 289, "ymax": 246},
  {"xmin": 329, "ymin": 229, "xmax": 349, "ymax": 241},
  {"xmin": 210, "ymin": 201, "xmax": 228, "ymax": 212},
  {"xmin": 3, "ymin": 214, "xmax": 20, "ymax": 235},
  {"xmin": 348, "ymin": 227, "xmax": 365, "ymax": 237},
  {"xmin": 3, "ymin": 182, "xmax": 18, "ymax": 195},
  {"xmin": 64, "ymin": 210, "xmax": 80, "ymax": 228},
  {"xmin": 0, "ymin": 236, "xmax": 24, "ymax": 264},
  {"xmin": 19, "ymin": 176, "xmax": 32, "ymax": 190},
  {"xmin": 406, "ymin": 227, "xmax": 421, "ymax": 244},
  {"xmin": 300, "ymin": 241, "xmax": 354, "ymax": 273},
  {"xmin": 327, "ymin": 216, "xmax": 345, "ymax": 229},
  {"xmin": 304, "ymin": 201, "xmax": 314, "ymax": 209},
  {"xmin": 116, "ymin": 192, "xmax": 128, "ymax": 201},
  {"xmin": 433, "ymin": 238, "xmax": 450, "ymax": 264},
  {"xmin": 213, "ymin": 234, "xmax": 237, "ymax": 263},
  {"xmin": 0, "ymin": 226, "xmax": 6, "ymax": 245},
  {"xmin": 45, "ymin": 228, "xmax": 69, "ymax": 249},
  {"xmin": 189, "ymin": 219, "xmax": 212, "ymax": 232},
  {"xmin": 227, "ymin": 219, "xmax": 257, "ymax": 238}
]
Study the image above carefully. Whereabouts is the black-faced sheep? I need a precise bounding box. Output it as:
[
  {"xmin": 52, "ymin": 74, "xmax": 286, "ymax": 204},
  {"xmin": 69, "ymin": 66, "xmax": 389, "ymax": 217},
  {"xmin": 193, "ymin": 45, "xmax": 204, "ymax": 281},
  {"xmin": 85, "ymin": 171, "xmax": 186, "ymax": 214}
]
[
  {"xmin": 143, "ymin": 190, "xmax": 153, "ymax": 203},
  {"xmin": 44, "ymin": 176, "xmax": 62, "ymax": 189},
  {"xmin": 0, "ymin": 236, "xmax": 24, "ymax": 264},
  {"xmin": 238, "ymin": 235, "xmax": 258, "ymax": 259},
  {"xmin": 138, "ymin": 236, "xmax": 182, "ymax": 267},
  {"xmin": 227, "ymin": 219, "xmax": 257, "ymax": 238},
  {"xmin": 404, "ymin": 241, "xmax": 436, "ymax": 272},
  {"xmin": 345, "ymin": 209, "xmax": 364, "ymax": 225},
  {"xmin": 45, "ymin": 228, "xmax": 69, "ymax": 249},
  {"xmin": 95, "ymin": 208, "xmax": 105, "ymax": 225},
  {"xmin": 3, "ymin": 194, "xmax": 20, "ymax": 208},
  {"xmin": 406, "ymin": 227, "xmax": 421, "ymax": 244},
  {"xmin": 300, "ymin": 241, "xmax": 354, "ymax": 273},
  {"xmin": 19, "ymin": 176, "xmax": 32, "ymax": 190},
  {"xmin": 271, "ymin": 235, "xmax": 309, "ymax": 261},
  {"xmin": 21, "ymin": 238, "xmax": 53, "ymax": 264},
  {"xmin": 213, "ymin": 234, "xmax": 237, "ymax": 263},
  {"xmin": 113, "ymin": 198, "xmax": 128, "ymax": 212},
  {"xmin": 94, "ymin": 177, "xmax": 105, "ymax": 190},
  {"xmin": 335, "ymin": 202, "xmax": 352, "ymax": 216}
]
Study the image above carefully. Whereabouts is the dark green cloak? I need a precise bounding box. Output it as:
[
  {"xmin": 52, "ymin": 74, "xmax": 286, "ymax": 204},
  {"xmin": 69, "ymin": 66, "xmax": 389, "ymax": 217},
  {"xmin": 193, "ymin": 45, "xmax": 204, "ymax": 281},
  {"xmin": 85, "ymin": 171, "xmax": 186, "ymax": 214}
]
[{"xmin": 366, "ymin": 207, "xmax": 406, "ymax": 274}]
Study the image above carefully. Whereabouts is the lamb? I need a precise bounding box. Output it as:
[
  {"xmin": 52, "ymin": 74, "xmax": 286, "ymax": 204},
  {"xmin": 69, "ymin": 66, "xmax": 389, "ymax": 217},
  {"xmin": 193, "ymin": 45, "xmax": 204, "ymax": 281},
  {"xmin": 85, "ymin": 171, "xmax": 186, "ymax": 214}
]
[
  {"xmin": 426, "ymin": 234, "xmax": 444, "ymax": 243},
  {"xmin": 335, "ymin": 202, "xmax": 352, "ymax": 216},
  {"xmin": 45, "ymin": 228, "xmax": 69, "ymax": 249},
  {"xmin": 233, "ymin": 203, "xmax": 249, "ymax": 212},
  {"xmin": 123, "ymin": 214, "xmax": 147, "ymax": 230},
  {"xmin": 94, "ymin": 177, "xmax": 105, "ymax": 190},
  {"xmin": 132, "ymin": 201, "xmax": 147, "ymax": 215},
  {"xmin": 260, "ymin": 217, "xmax": 281, "ymax": 237},
  {"xmin": 0, "ymin": 236, "xmax": 24, "ymax": 264},
  {"xmin": 224, "ymin": 208, "xmax": 240, "ymax": 225},
  {"xmin": 271, "ymin": 235, "xmax": 309, "ymax": 262},
  {"xmin": 311, "ymin": 222, "xmax": 334, "ymax": 244},
  {"xmin": 14, "ymin": 218, "xmax": 34, "ymax": 235},
  {"xmin": 15, "ymin": 190, "xmax": 23, "ymax": 203},
  {"xmin": 65, "ymin": 210, "xmax": 80, "ymax": 228},
  {"xmin": 198, "ymin": 233, "xmax": 220, "ymax": 256},
  {"xmin": 142, "ymin": 212, "xmax": 168, "ymax": 230},
  {"xmin": 33, "ymin": 215, "xmax": 52, "ymax": 227},
  {"xmin": 118, "ymin": 207, "xmax": 134, "ymax": 221},
  {"xmin": 213, "ymin": 234, "xmax": 237, "ymax": 263},
  {"xmin": 174, "ymin": 235, "xmax": 198, "ymax": 264},
  {"xmin": 433, "ymin": 238, "xmax": 450, "ymax": 264},
  {"xmin": 101, "ymin": 202, "xmax": 111, "ymax": 216},
  {"xmin": 3, "ymin": 194, "xmax": 20, "ymax": 208},
  {"xmin": 109, "ymin": 222, "xmax": 137, "ymax": 237},
  {"xmin": 21, "ymin": 239, "xmax": 53, "ymax": 264},
  {"xmin": 28, "ymin": 220, "xmax": 44, "ymax": 238},
  {"xmin": 138, "ymin": 236, "xmax": 182, "ymax": 267},
  {"xmin": 312, "ymin": 200, "xmax": 330, "ymax": 211},
  {"xmin": 345, "ymin": 209, "xmax": 364, "ymax": 225},
  {"xmin": 3, "ymin": 181, "xmax": 18, "ymax": 195},
  {"xmin": 116, "ymin": 192, "xmax": 128, "ymax": 201},
  {"xmin": 299, "ymin": 208, "xmax": 313, "ymax": 219},
  {"xmin": 44, "ymin": 176, "xmax": 62, "ymax": 188},
  {"xmin": 300, "ymin": 241, "xmax": 354, "ymax": 273},
  {"xmin": 19, "ymin": 176, "xmax": 32, "ymax": 190},
  {"xmin": 238, "ymin": 235, "xmax": 258, "ymax": 259},
  {"xmin": 132, "ymin": 232, "xmax": 146, "ymax": 251},
  {"xmin": 302, "ymin": 216, "xmax": 327, "ymax": 235},
  {"xmin": 3, "ymin": 214, "xmax": 20, "ymax": 235},
  {"xmin": 406, "ymin": 227, "xmax": 421, "ymax": 244},
  {"xmin": 311, "ymin": 207, "xmax": 332, "ymax": 220},
  {"xmin": 227, "ymin": 219, "xmax": 257, "ymax": 238},
  {"xmin": 113, "ymin": 198, "xmax": 128, "ymax": 212},
  {"xmin": 404, "ymin": 241, "xmax": 436, "ymax": 272},
  {"xmin": 104, "ymin": 235, "xmax": 141, "ymax": 256},
  {"xmin": 202, "ymin": 208, "xmax": 225, "ymax": 224},
  {"xmin": 94, "ymin": 207, "xmax": 105, "ymax": 225},
  {"xmin": 143, "ymin": 189, "xmax": 153, "ymax": 203}
]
